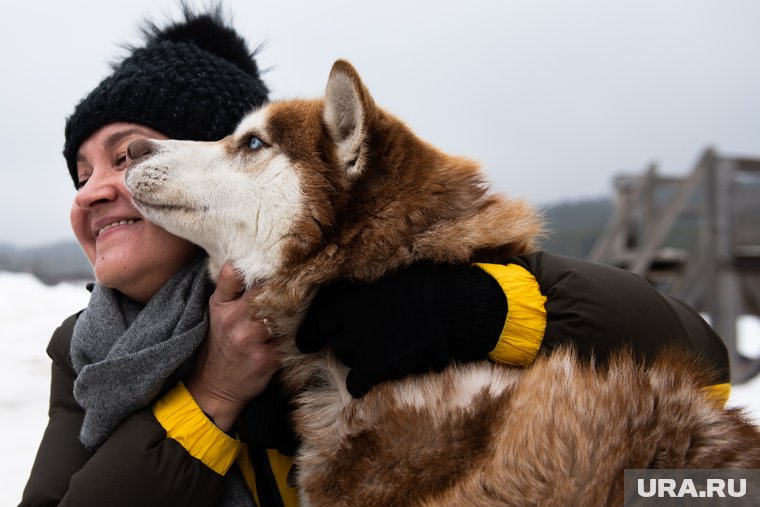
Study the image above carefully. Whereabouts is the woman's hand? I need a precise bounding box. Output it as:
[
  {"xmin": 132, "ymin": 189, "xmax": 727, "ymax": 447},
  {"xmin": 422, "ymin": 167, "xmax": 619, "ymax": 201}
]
[{"xmin": 185, "ymin": 263, "xmax": 280, "ymax": 432}]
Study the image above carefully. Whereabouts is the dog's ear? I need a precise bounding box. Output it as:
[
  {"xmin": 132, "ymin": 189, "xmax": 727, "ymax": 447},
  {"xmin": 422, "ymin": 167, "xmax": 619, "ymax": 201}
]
[{"xmin": 323, "ymin": 60, "xmax": 375, "ymax": 180}]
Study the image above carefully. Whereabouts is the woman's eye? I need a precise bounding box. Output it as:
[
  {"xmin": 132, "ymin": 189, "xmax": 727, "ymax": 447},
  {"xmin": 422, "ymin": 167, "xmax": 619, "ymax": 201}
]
[
  {"xmin": 76, "ymin": 178, "xmax": 89, "ymax": 190},
  {"xmin": 248, "ymin": 136, "xmax": 264, "ymax": 150},
  {"xmin": 115, "ymin": 153, "xmax": 127, "ymax": 166}
]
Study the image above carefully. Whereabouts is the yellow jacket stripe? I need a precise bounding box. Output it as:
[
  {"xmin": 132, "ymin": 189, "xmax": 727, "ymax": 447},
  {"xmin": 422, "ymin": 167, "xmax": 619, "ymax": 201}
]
[
  {"xmin": 475, "ymin": 263, "xmax": 547, "ymax": 366},
  {"xmin": 704, "ymin": 382, "xmax": 731, "ymax": 407},
  {"xmin": 234, "ymin": 447, "xmax": 298, "ymax": 506},
  {"xmin": 267, "ymin": 449, "xmax": 300, "ymax": 506},
  {"xmin": 153, "ymin": 382, "xmax": 243, "ymax": 475},
  {"xmin": 236, "ymin": 445, "xmax": 258, "ymax": 502}
]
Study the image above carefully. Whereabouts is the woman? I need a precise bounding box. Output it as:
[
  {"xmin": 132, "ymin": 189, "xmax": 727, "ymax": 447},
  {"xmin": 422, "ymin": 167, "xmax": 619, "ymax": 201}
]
[
  {"xmin": 21, "ymin": 7, "xmax": 730, "ymax": 507},
  {"xmin": 21, "ymin": 9, "xmax": 288, "ymax": 506}
]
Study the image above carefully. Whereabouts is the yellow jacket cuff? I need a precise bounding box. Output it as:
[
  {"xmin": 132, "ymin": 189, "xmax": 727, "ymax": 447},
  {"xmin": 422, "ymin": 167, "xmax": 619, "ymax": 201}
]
[
  {"xmin": 153, "ymin": 381, "xmax": 243, "ymax": 475},
  {"xmin": 475, "ymin": 262, "xmax": 547, "ymax": 366},
  {"xmin": 703, "ymin": 382, "xmax": 731, "ymax": 407}
]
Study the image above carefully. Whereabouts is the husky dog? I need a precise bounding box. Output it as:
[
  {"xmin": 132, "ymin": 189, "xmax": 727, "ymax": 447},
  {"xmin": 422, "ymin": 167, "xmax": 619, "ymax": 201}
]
[{"xmin": 125, "ymin": 60, "xmax": 760, "ymax": 506}]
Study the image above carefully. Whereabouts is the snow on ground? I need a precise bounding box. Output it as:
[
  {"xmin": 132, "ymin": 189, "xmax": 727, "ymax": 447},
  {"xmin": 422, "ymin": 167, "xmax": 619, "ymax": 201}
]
[
  {"xmin": 1, "ymin": 271, "xmax": 759, "ymax": 506},
  {"xmin": 727, "ymin": 316, "xmax": 760, "ymax": 422},
  {"xmin": 1, "ymin": 272, "xmax": 92, "ymax": 506}
]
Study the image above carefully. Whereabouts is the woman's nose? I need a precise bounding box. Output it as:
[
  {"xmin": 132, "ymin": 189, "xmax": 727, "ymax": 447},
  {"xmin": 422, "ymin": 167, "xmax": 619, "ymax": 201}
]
[{"xmin": 73, "ymin": 169, "xmax": 120, "ymax": 210}]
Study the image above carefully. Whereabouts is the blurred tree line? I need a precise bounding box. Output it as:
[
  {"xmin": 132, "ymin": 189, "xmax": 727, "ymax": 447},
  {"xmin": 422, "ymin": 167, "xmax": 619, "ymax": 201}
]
[
  {"xmin": 538, "ymin": 198, "xmax": 613, "ymax": 258},
  {"xmin": 0, "ymin": 241, "xmax": 93, "ymax": 284}
]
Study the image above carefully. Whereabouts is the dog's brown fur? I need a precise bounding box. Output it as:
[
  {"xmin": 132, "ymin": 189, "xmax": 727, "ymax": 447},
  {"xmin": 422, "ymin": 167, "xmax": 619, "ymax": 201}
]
[
  {"xmin": 127, "ymin": 60, "xmax": 760, "ymax": 506},
  {"xmin": 295, "ymin": 349, "xmax": 760, "ymax": 507}
]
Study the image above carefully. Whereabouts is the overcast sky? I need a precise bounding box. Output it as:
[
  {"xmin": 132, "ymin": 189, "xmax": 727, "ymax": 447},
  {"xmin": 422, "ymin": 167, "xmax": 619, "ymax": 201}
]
[{"xmin": 1, "ymin": 0, "xmax": 759, "ymax": 247}]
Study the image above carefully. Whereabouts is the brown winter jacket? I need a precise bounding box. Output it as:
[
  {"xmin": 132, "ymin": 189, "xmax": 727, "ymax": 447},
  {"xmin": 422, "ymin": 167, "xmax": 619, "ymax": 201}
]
[
  {"xmin": 20, "ymin": 314, "xmax": 298, "ymax": 507},
  {"xmin": 20, "ymin": 314, "xmax": 223, "ymax": 506}
]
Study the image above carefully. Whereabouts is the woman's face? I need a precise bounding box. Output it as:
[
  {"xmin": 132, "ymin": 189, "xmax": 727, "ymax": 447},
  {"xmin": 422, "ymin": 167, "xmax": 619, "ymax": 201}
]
[{"xmin": 71, "ymin": 123, "xmax": 201, "ymax": 303}]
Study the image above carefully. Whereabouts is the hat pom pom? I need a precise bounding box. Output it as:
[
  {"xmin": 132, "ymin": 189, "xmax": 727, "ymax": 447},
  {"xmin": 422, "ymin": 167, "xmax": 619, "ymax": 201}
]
[{"xmin": 140, "ymin": 5, "xmax": 261, "ymax": 77}]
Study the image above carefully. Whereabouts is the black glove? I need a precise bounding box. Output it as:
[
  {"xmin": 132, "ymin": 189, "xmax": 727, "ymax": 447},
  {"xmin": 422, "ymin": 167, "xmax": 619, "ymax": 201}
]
[{"xmin": 295, "ymin": 262, "xmax": 507, "ymax": 397}]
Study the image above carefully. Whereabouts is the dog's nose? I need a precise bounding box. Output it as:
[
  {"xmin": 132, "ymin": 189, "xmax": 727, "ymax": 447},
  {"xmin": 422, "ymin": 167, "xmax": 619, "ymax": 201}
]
[{"xmin": 127, "ymin": 139, "xmax": 154, "ymax": 160}]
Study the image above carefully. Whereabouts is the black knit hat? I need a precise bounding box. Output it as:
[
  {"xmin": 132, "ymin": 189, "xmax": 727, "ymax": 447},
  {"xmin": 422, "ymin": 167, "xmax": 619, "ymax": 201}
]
[{"xmin": 63, "ymin": 6, "xmax": 268, "ymax": 187}]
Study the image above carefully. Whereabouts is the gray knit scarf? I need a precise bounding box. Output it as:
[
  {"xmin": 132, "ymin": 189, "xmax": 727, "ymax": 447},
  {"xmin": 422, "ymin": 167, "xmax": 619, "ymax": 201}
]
[{"xmin": 70, "ymin": 256, "xmax": 255, "ymax": 506}]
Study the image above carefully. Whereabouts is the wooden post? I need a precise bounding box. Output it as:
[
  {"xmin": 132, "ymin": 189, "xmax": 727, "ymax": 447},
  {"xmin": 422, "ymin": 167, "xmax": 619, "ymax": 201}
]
[
  {"xmin": 587, "ymin": 164, "xmax": 657, "ymax": 263},
  {"xmin": 628, "ymin": 149, "xmax": 714, "ymax": 276},
  {"xmin": 706, "ymin": 157, "xmax": 748, "ymax": 382}
]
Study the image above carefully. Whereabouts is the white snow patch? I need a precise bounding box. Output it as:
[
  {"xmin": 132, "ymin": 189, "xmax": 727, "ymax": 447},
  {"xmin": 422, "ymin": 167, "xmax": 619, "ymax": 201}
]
[
  {"xmin": 738, "ymin": 315, "xmax": 760, "ymax": 358},
  {"xmin": 0, "ymin": 272, "xmax": 91, "ymax": 505}
]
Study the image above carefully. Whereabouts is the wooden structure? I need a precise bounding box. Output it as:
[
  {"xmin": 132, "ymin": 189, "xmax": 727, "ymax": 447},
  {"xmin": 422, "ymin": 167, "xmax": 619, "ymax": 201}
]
[{"xmin": 588, "ymin": 148, "xmax": 760, "ymax": 383}]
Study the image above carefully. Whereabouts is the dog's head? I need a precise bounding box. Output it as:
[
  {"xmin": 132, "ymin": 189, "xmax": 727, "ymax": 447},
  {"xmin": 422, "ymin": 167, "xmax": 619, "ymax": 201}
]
[
  {"xmin": 126, "ymin": 60, "xmax": 539, "ymax": 288},
  {"xmin": 125, "ymin": 60, "xmax": 380, "ymax": 285}
]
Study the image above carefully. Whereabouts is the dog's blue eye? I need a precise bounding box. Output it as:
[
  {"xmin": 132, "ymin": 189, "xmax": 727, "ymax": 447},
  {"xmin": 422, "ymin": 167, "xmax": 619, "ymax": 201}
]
[{"xmin": 249, "ymin": 136, "xmax": 264, "ymax": 150}]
